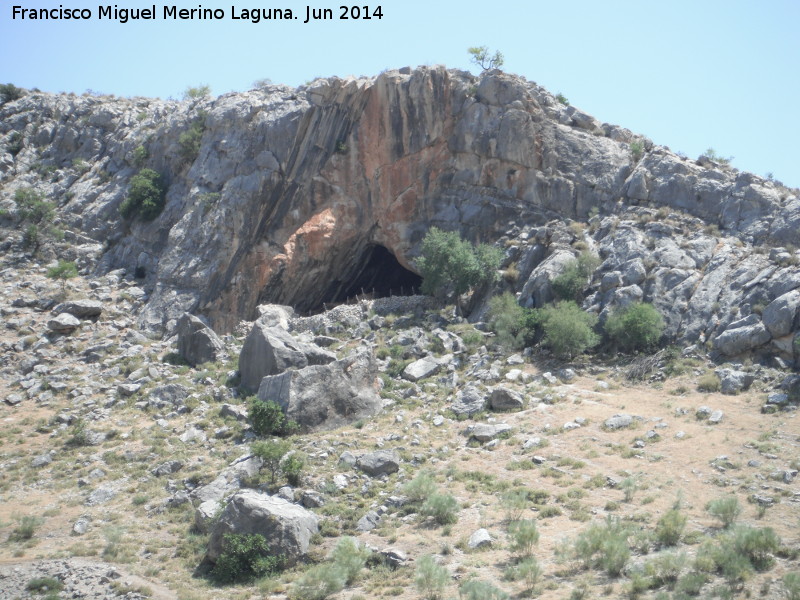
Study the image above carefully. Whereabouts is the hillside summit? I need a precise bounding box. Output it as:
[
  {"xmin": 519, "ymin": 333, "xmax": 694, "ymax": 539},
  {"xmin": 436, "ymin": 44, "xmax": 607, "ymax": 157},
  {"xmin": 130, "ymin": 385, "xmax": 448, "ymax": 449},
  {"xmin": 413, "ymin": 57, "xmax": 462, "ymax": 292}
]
[{"xmin": 0, "ymin": 68, "xmax": 798, "ymax": 599}]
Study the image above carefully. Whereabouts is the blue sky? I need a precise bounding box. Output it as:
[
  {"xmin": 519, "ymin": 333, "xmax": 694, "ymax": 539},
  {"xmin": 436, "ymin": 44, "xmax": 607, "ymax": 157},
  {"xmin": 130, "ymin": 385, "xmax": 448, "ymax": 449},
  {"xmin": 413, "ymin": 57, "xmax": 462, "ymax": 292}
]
[{"xmin": 2, "ymin": 0, "xmax": 798, "ymax": 187}]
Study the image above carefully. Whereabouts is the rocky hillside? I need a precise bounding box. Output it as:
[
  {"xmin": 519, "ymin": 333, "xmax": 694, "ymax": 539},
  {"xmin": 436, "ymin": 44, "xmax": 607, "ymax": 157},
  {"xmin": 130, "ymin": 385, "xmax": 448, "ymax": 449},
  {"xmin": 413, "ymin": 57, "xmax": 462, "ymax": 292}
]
[
  {"xmin": 1, "ymin": 67, "xmax": 799, "ymax": 365},
  {"xmin": 0, "ymin": 67, "xmax": 798, "ymax": 600}
]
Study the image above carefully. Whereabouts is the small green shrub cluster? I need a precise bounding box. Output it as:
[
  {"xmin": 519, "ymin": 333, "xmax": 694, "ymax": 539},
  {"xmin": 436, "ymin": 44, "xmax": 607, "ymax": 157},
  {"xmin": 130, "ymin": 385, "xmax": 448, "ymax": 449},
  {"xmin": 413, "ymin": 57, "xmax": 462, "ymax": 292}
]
[
  {"xmin": 507, "ymin": 519, "xmax": 539, "ymax": 558},
  {"xmin": 210, "ymin": 533, "xmax": 283, "ymax": 584},
  {"xmin": 415, "ymin": 554, "xmax": 449, "ymax": 600},
  {"xmin": 539, "ymin": 301, "xmax": 599, "ymax": 359},
  {"xmin": 15, "ymin": 187, "xmax": 54, "ymax": 224},
  {"xmin": 487, "ymin": 293, "xmax": 538, "ymax": 350},
  {"xmin": 250, "ymin": 439, "xmax": 302, "ymax": 485},
  {"xmin": 570, "ymin": 516, "xmax": 631, "ymax": 577},
  {"xmin": 131, "ymin": 145, "xmax": 148, "ymax": 168},
  {"xmin": 503, "ymin": 557, "xmax": 541, "ymax": 591},
  {"xmin": 7, "ymin": 131, "xmax": 23, "ymax": 156},
  {"xmin": 0, "ymin": 83, "xmax": 25, "ymax": 103},
  {"xmin": 467, "ymin": 45, "xmax": 504, "ymax": 71},
  {"xmin": 290, "ymin": 537, "xmax": 370, "ymax": 600},
  {"xmin": 8, "ymin": 516, "xmax": 41, "ymax": 542},
  {"xmin": 119, "ymin": 168, "xmax": 166, "ymax": 221},
  {"xmin": 655, "ymin": 509, "xmax": 687, "ymax": 547},
  {"xmin": 552, "ymin": 251, "xmax": 599, "ymax": 302},
  {"xmin": 630, "ymin": 139, "xmax": 644, "ymax": 162},
  {"xmin": 706, "ymin": 495, "xmax": 741, "ymax": 529},
  {"xmin": 417, "ymin": 227, "xmax": 502, "ymax": 313},
  {"xmin": 697, "ymin": 371, "xmax": 721, "ymax": 393},
  {"xmin": 183, "ymin": 84, "xmax": 211, "ymax": 100},
  {"xmin": 458, "ymin": 578, "xmax": 509, "ymax": 600},
  {"xmin": 605, "ymin": 302, "xmax": 665, "ymax": 353},
  {"xmin": 26, "ymin": 576, "xmax": 64, "ymax": 594},
  {"xmin": 695, "ymin": 525, "xmax": 780, "ymax": 584},
  {"xmin": 249, "ymin": 397, "xmax": 298, "ymax": 436},
  {"xmin": 402, "ymin": 470, "xmax": 459, "ymax": 525},
  {"xmin": 47, "ymin": 260, "xmax": 78, "ymax": 293},
  {"xmin": 784, "ymin": 572, "xmax": 800, "ymax": 600},
  {"xmin": 402, "ymin": 470, "xmax": 437, "ymax": 505},
  {"xmin": 421, "ymin": 493, "xmax": 459, "ymax": 526},
  {"xmin": 178, "ymin": 111, "xmax": 207, "ymax": 164}
]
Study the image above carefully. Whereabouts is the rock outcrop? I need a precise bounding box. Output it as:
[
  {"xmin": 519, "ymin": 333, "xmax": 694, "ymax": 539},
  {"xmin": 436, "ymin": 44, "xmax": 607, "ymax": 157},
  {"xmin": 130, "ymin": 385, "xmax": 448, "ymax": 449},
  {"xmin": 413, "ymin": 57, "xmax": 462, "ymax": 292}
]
[
  {"xmin": 256, "ymin": 346, "xmax": 381, "ymax": 431},
  {"xmin": 1, "ymin": 66, "xmax": 798, "ymax": 363},
  {"xmin": 176, "ymin": 313, "xmax": 226, "ymax": 367},
  {"xmin": 206, "ymin": 490, "xmax": 319, "ymax": 566}
]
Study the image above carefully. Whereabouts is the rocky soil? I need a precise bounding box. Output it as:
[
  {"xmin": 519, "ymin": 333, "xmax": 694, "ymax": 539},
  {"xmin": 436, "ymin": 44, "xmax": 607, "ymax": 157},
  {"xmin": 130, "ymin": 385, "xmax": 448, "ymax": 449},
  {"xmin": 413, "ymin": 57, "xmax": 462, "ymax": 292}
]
[{"xmin": 0, "ymin": 254, "xmax": 798, "ymax": 599}]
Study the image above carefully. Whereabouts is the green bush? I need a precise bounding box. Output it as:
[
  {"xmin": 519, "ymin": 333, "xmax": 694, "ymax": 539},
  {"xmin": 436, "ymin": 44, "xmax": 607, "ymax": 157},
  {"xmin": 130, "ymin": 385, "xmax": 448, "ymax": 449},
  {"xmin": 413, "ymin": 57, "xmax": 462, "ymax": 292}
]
[
  {"xmin": 706, "ymin": 495, "xmax": 741, "ymax": 529},
  {"xmin": 630, "ymin": 139, "xmax": 644, "ymax": 162},
  {"xmin": 421, "ymin": 493, "xmax": 459, "ymax": 526},
  {"xmin": 655, "ymin": 509, "xmax": 687, "ymax": 547},
  {"xmin": 696, "ymin": 370, "xmax": 721, "ymax": 393},
  {"xmin": 783, "ymin": 572, "xmax": 800, "ymax": 600},
  {"xmin": 131, "ymin": 145, "xmax": 148, "ymax": 168},
  {"xmin": 417, "ymin": 227, "xmax": 502, "ymax": 313},
  {"xmin": 15, "ymin": 187, "xmax": 54, "ymax": 224},
  {"xmin": 119, "ymin": 168, "xmax": 166, "ymax": 221},
  {"xmin": 416, "ymin": 554, "xmax": 449, "ymax": 600},
  {"xmin": 644, "ymin": 551, "xmax": 687, "ymax": 587},
  {"xmin": 8, "ymin": 516, "xmax": 41, "ymax": 542},
  {"xmin": 331, "ymin": 536, "xmax": 370, "ymax": 584},
  {"xmin": 501, "ymin": 489, "xmax": 530, "ymax": 523},
  {"xmin": 0, "ymin": 83, "xmax": 25, "ymax": 103},
  {"xmin": 249, "ymin": 397, "xmax": 298, "ymax": 436},
  {"xmin": 487, "ymin": 293, "xmax": 538, "ymax": 350},
  {"xmin": 281, "ymin": 452, "xmax": 306, "ymax": 487},
  {"xmin": 467, "ymin": 46, "xmax": 504, "ymax": 71},
  {"xmin": 572, "ymin": 516, "xmax": 630, "ymax": 577},
  {"xmin": 674, "ymin": 571, "xmax": 708, "ymax": 596},
  {"xmin": 251, "ymin": 439, "xmax": 291, "ymax": 484},
  {"xmin": 290, "ymin": 563, "xmax": 346, "ymax": 600},
  {"xmin": 26, "ymin": 577, "xmax": 63, "ymax": 593},
  {"xmin": 178, "ymin": 111, "xmax": 207, "ymax": 164},
  {"xmin": 403, "ymin": 470, "xmax": 437, "ymax": 506},
  {"xmin": 504, "ymin": 556, "xmax": 540, "ymax": 591},
  {"xmin": 47, "ymin": 260, "xmax": 78, "ymax": 293},
  {"xmin": 507, "ymin": 519, "xmax": 539, "ymax": 558},
  {"xmin": 731, "ymin": 525, "xmax": 779, "ymax": 571},
  {"xmin": 604, "ymin": 302, "xmax": 665, "ymax": 353},
  {"xmin": 551, "ymin": 251, "xmax": 599, "ymax": 302},
  {"xmin": 210, "ymin": 533, "xmax": 283, "ymax": 584},
  {"xmin": 459, "ymin": 578, "xmax": 508, "ymax": 600},
  {"xmin": 183, "ymin": 84, "xmax": 211, "ymax": 100},
  {"xmin": 7, "ymin": 131, "xmax": 23, "ymax": 156},
  {"xmin": 538, "ymin": 301, "xmax": 599, "ymax": 359}
]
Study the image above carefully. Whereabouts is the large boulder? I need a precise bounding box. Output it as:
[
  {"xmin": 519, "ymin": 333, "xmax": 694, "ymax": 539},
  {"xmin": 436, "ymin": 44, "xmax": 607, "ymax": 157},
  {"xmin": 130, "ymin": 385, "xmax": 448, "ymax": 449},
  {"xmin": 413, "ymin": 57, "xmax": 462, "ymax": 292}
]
[
  {"xmin": 762, "ymin": 290, "xmax": 800, "ymax": 338},
  {"xmin": 206, "ymin": 490, "xmax": 318, "ymax": 566},
  {"xmin": 239, "ymin": 321, "xmax": 337, "ymax": 392},
  {"xmin": 47, "ymin": 313, "xmax": 80, "ymax": 333},
  {"xmin": 177, "ymin": 313, "xmax": 226, "ymax": 367},
  {"xmin": 713, "ymin": 317, "xmax": 772, "ymax": 356},
  {"xmin": 402, "ymin": 356, "xmax": 443, "ymax": 382},
  {"xmin": 52, "ymin": 299, "xmax": 103, "ymax": 319},
  {"xmin": 451, "ymin": 386, "xmax": 486, "ymax": 417},
  {"xmin": 356, "ymin": 450, "xmax": 400, "ymax": 477},
  {"xmin": 256, "ymin": 347, "xmax": 381, "ymax": 431},
  {"xmin": 489, "ymin": 387, "xmax": 524, "ymax": 411}
]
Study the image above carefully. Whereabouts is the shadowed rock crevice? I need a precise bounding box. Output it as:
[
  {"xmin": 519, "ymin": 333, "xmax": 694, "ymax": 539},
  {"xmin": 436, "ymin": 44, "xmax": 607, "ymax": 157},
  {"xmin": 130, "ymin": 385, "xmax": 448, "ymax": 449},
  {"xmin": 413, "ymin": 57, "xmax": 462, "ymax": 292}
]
[{"xmin": 317, "ymin": 244, "xmax": 422, "ymax": 310}]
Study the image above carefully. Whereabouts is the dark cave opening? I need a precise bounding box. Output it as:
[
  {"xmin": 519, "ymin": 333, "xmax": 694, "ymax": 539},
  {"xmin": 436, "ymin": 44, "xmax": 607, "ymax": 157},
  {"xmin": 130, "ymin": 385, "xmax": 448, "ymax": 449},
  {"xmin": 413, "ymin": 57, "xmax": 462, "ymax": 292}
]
[{"xmin": 316, "ymin": 245, "xmax": 422, "ymax": 311}]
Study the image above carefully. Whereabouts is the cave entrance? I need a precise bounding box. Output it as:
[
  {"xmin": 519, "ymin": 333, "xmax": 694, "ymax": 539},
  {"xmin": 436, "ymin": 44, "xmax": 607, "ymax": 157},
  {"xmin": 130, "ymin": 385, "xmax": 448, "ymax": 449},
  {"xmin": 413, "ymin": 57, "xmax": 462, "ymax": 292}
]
[{"xmin": 315, "ymin": 245, "xmax": 422, "ymax": 311}]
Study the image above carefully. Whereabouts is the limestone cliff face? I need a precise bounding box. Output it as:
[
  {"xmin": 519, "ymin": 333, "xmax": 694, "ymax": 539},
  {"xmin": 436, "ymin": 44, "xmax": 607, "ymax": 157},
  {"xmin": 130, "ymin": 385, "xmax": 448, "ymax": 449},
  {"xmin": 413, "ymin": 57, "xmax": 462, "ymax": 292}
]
[{"xmin": 1, "ymin": 66, "xmax": 798, "ymax": 362}]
